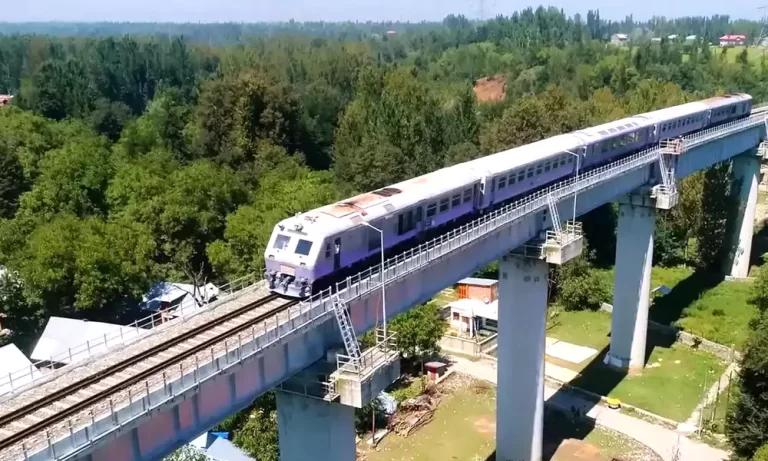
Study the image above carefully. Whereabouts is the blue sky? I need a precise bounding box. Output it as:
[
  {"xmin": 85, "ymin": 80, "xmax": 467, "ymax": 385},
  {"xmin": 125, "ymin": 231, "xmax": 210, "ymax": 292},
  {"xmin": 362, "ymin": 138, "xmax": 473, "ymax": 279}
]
[{"xmin": 2, "ymin": 0, "xmax": 761, "ymax": 23}]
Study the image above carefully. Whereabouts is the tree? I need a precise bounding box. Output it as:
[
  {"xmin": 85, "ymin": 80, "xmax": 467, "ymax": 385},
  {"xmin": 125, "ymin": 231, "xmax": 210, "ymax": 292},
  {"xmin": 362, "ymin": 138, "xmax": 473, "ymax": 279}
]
[
  {"xmin": 753, "ymin": 445, "xmax": 768, "ymax": 461},
  {"xmin": 10, "ymin": 216, "xmax": 156, "ymax": 319},
  {"xmin": 0, "ymin": 142, "xmax": 25, "ymax": 219},
  {"xmin": 697, "ymin": 162, "xmax": 733, "ymax": 270},
  {"xmin": 389, "ymin": 302, "xmax": 446, "ymax": 360},
  {"xmin": 554, "ymin": 252, "xmax": 611, "ymax": 312},
  {"xmin": 17, "ymin": 134, "xmax": 114, "ymax": 220},
  {"xmin": 726, "ymin": 311, "xmax": 768, "ymax": 459},
  {"xmin": 208, "ymin": 166, "xmax": 340, "ymax": 280},
  {"xmin": 216, "ymin": 392, "xmax": 279, "ymax": 461},
  {"xmin": 163, "ymin": 446, "xmax": 210, "ymax": 461}
]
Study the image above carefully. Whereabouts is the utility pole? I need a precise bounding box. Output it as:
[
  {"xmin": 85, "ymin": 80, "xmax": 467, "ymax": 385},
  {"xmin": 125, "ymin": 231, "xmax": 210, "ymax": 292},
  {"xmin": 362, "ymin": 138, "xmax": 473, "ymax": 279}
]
[{"xmin": 757, "ymin": 5, "xmax": 768, "ymax": 47}]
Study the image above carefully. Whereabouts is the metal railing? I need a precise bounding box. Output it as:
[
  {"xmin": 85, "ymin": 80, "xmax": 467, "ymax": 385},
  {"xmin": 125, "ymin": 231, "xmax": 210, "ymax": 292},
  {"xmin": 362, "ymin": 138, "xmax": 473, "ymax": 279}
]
[
  {"xmin": 1, "ymin": 299, "xmax": 323, "ymax": 461},
  {"xmin": 335, "ymin": 330, "xmax": 397, "ymax": 379},
  {"xmin": 2, "ymin": 109, "xmax": 765, "ymax": 461},
  {"xmin": 0, "ymin": 273, "xmax": 262, "ymax": 399}
]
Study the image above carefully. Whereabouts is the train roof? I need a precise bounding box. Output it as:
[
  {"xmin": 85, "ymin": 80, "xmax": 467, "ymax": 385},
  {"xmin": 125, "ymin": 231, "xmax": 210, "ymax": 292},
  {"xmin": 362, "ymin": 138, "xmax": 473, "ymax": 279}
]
[
  {"xmin": 276, "ymin": 164, "xmax": 479, "ymax": 238},
  {"xmin": 467, "ymin": 134, "xmax": 584, "ymax": 174}
]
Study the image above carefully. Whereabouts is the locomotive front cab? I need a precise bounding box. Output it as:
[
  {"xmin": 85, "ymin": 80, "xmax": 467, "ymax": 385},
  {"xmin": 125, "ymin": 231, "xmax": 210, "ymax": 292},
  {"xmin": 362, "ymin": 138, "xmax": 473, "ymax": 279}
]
[{"xmin": 264, "ymin": 223, "xmax": 318, "ymax": 298}]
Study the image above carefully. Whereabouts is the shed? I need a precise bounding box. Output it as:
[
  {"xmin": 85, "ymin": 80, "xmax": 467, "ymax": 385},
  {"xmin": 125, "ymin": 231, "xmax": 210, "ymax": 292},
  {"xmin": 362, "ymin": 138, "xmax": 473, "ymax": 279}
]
[
  {"xmin": 142, "ymin": 281, "xmax": 220, "ymax": 322},
  {"xmin": 447, "ymin": 298, "xmax": 498, "ymax": 337},
  {"xmin": 424, "ymin": 361, "xmax": 447, "ymax": 383},
  {"xmin": 30, "ymin": 317, "xmax": 144, "ymax": 366},
  {"xmin": 455, "ymin": 277, "xmax": 498, "ymax": 303},
  {"xmin": 0, "ymin": 344, "xmax": 42, "ymax": 394}
]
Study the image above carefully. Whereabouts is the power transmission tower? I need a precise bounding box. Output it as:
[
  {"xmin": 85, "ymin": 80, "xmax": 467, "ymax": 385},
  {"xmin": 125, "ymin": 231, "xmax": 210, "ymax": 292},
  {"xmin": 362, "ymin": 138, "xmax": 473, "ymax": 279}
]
[{"xmin": 757, "ymin": 5, "xmax": 768, "ymax": 47}]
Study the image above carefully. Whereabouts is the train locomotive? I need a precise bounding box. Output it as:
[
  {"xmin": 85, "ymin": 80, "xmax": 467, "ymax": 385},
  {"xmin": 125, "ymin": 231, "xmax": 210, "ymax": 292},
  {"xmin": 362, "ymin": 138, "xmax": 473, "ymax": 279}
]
[{"xmin": 265, "ymin": 94, "xmax": 753, "ymax": 298}]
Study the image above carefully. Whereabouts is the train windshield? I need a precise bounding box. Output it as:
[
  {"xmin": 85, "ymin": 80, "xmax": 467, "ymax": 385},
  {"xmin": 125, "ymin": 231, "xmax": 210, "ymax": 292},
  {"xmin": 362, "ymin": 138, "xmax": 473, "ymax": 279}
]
[
  {"xmin": 295, "ymin": 239, "xmax": 313, "ymax": 256},
  {"xmin": 273, "ymin": 234, "xmax": 291, "ymax": 250}
]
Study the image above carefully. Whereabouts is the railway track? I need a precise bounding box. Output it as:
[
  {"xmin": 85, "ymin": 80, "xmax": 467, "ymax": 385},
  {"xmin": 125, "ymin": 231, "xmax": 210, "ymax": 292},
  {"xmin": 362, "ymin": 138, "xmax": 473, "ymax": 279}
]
[{"xmin": 0, "ymin": 292, "xmax": 298, "ymax": 457}]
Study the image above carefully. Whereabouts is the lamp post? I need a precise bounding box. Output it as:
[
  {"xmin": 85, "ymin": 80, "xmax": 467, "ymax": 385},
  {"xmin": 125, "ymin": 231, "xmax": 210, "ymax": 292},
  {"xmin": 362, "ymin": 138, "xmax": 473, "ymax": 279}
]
[
  {"xmin": 361, "ymin": 222, "xmax": 387, "ymax": 341},
  {"xmin": 564, "ymin": 149, "xmax": 582, "ymax": 223}
]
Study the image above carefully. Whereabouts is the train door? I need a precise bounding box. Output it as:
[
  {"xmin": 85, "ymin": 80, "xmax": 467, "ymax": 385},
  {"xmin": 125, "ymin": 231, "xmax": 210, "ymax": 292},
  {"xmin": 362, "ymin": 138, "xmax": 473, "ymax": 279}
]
[{"xmin": 333, "ymin": 237, "xmax": 341, "ymax": 271}]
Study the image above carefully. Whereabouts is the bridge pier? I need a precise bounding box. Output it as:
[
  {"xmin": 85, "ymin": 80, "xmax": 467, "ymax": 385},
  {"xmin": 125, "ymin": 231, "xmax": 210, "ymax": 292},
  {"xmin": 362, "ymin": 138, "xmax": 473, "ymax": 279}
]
[
  {"xmin": 605, "ymin": 192, "xmax": 664, "ymax": 372},
  {"xmin": 724, "ymin": 151, "xmax": 761, "ymax": 278},
  {"xmin": 496, "ymin": 254, "xmax": 548, "ymax": 461},
  {"xmin": 276, "ymin": 390, "xmax": 356, "ymax": 461}
]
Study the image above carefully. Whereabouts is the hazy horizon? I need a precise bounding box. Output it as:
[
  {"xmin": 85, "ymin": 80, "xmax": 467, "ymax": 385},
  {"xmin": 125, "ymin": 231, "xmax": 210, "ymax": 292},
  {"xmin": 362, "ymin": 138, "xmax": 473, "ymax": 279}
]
[{"xmin": 1, "ymin": 0, "xmax": 763, "ymax": 24}]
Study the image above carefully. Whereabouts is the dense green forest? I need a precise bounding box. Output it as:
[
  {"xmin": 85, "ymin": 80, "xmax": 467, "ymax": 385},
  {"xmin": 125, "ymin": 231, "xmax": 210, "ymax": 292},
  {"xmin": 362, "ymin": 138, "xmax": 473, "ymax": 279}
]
[{"xmin": 3, "ymin": 8, "xmax": 768, "ymax": 460}]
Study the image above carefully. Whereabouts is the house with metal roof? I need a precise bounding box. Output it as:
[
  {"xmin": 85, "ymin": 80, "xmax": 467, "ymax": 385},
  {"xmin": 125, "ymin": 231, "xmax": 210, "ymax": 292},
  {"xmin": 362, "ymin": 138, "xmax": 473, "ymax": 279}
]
[
  {"xmin": 0, "ymin": 344, "xmax": 41, "ymax": 394},
  {"xmin": 30, "ymin": 317, "xmax": 145, "ymax": 366}
]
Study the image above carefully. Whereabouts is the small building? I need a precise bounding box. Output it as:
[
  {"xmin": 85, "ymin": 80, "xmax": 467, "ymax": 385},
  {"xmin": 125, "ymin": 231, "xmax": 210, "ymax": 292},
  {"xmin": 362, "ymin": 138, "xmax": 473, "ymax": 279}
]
[
  {"xmin": 720, "ymin": 34, "xmax": 746, "ymax": 47},
  {"xmin": 667, "ymin": 34, "xmax": 679, "ymax": 41},
  {"xmin": 142, "ymin": 281, "xmax": 220, "ymax": 322},
  {"xmin": 30, "ymin": 317, "xmax": 144, "ymax": 367},
  {"xmin": 651, "ymin": 37, "xmax": 662, "ymax": 43},
  {"xmin": 610, "ymin": 33, "xmax": 629, "ymax": 46},
  {"xmin": 0, "ymin": 343, "xmax": 42, "ymax": 394},
  {"xmin": 0, "ymin": 95, "xmax": 12, "ymax": 107},
  {"xmin": 448, "ymin": 297, "xmax": 498, "ymax": 337},
  {"xmin": 685, "ymin": 35, "xmax": 698, "ymax": 44},
  {"xmin": 455, "ymin": 277, "xmax": 498, "ymax": 303}
]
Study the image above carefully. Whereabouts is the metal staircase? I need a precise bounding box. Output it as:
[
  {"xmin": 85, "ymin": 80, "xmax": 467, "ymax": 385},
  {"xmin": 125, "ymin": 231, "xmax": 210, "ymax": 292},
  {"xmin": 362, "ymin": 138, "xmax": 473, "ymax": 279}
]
[
  {"xmin": 332, "ymin": 295, "xmax": 361, "ymax": 361},
  {"xmin": 547, "ymin": 193, "xmax": 562, "ymax": 242}
]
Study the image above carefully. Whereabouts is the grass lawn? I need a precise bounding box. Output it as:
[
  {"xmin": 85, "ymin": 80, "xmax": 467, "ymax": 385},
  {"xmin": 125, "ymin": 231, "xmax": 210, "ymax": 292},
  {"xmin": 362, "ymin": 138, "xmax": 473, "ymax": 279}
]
[
  {"xmin": 363, "ymin": 378, "xmax": 659, "ymax": 461},
  {"xmin": 547, "ymin": 309, "xmax": 727, "ymax": 422},
  {"xmin": 594, "ymin": 265, "xmax": 757, "ymax": 349}
]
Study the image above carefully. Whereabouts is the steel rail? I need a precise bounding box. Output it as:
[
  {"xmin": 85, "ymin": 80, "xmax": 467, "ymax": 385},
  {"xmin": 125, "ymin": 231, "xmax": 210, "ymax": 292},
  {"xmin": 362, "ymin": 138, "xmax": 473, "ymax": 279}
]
[{"xmin": 0, "ymin": 293, "xmax": 297, "ymax": 451}]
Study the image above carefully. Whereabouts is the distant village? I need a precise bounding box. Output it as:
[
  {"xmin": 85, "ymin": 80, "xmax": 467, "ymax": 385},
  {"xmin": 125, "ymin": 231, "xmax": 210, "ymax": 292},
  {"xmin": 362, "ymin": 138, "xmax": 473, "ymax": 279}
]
[{"xmin": 610, "ymin": 32, "xmax": 749, "ymax": 47}]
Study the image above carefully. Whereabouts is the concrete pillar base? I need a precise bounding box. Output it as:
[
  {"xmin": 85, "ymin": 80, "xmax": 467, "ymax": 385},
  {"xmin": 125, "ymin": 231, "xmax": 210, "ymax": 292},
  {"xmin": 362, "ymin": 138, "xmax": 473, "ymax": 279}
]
[
  {"xmin": 496, "ymin": 254, "xmax": 548, "ymax": 461},
  {"xmin": 608, "ymin": 202, "xmax": 655, "ymax": 372},
  {"xmin": 277, "ymin": 391, "xmax": 356, "ymax": 461}
]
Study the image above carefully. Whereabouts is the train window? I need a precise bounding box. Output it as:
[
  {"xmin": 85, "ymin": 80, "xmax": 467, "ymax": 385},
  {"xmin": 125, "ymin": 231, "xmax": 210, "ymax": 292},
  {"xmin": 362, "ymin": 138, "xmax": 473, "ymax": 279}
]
[
  {"xmin": 567, "ymin": 156, "xmax": 574, "ymax": 163},
  {"xmin": 518, "ymin": 171, "xmax": 526, "ymax": 180},
  {"xmin": 463, "ymin": 188, "xmax": 472, "ymax": 203},
  {"xmin": 536, "ymin": 164, "xmax": 543, "ymax": 175},
  {"xmin": 415, "ymin": 206, "xmax": 423, "ymax": 222},
  {"xmin": 325, "ymin": 243, "xmax": 331, "ymax": 258},
  {"xmin": 398, "ymin": 211, "xmax": 416, "ymax": 235},
  {"xmin": 440, "ymin": 198, "xmax": 449, "ymax": 212},
  {"xmin": 426, "ymin": 203, "xmax": 437, "ymax": 217},
  {"xmin": 526, "ymin": 168, "xmax": 534, "ymax": 178},
  {"xmin": 273, "ymin": 234, "xmax": 291, "ymax": 250},
  {"xmin": 508, "ymin": 174, "xmax": 516, "ymax": 185},
  {"xmin": 368, "ymin": 229, "xmax": 380, "ymax": 251},
  {"xmin": 544, "ymin": 162, "xmax": 551, "ymax": 172},
  {"xmin": 295, "ymin": 239, "xmax": 313, "ymax": 256},
  {"xmin": 498, "ymin": 176, "xmax": 506, "ymax": 189},
  {"xmin": 732, "ymin": 106, "xmax": 737, "ymax": 114},
  {"xmin": 451, "ymin": 193, "xmax": 461, "ymax": 207}
]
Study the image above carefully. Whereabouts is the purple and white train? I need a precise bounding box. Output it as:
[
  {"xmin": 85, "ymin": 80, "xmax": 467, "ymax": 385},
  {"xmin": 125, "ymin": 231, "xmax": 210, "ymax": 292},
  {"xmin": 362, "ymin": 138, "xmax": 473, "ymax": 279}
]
[{"xmin": 265, "ymin": 94, "xmax": 753, "ymax": 298}]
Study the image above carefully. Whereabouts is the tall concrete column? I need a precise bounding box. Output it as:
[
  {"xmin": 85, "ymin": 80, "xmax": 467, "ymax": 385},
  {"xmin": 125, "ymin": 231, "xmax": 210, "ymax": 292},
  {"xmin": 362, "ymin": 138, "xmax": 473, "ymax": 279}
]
[
  {"xmin": 497, "ymin": 254, "xmax": 548, "ymax": 461},
  {"xmin": 605, "ymin": 202, "xmax": 655, "ymax": 372},
  {"xmin": 725, "ymin": 152, "xmax": 760, "ymax": 279},
  {"xmin": 276, "ymin": 391, "xmax": 355, "ymax": 461}
]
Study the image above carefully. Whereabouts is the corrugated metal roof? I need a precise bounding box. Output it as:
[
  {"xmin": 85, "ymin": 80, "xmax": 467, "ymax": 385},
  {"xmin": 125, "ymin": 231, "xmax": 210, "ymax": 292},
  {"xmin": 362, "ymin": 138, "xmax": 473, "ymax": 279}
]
[
  {"xmin": 458, "ymin": 277, "xmax": 497, "ymax": 287},
  {"xmin": 205, "ymin": 437, "xmax": 255, "ymax": 461},
  {"xmin": 30, "ymin": 317, "xmax": 145, "ymax": 364},
  {"xmin": 0, "ymin": 344, "xmax": 41, "ymax": 394},
  {"xmin": 143, "ymin": 282, "xmax": 220, "ymax": 311}
]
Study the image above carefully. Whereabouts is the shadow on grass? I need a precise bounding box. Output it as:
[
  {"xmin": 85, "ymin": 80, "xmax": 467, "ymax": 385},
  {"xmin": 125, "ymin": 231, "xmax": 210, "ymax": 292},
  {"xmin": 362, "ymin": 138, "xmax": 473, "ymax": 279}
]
[
  {"xmin": 483, "ymin": 407, "xmax": 601, "ymax": 461},
  {"xmin": 648, "ymin": 269, "xmax": 724, "ymax": 327}
]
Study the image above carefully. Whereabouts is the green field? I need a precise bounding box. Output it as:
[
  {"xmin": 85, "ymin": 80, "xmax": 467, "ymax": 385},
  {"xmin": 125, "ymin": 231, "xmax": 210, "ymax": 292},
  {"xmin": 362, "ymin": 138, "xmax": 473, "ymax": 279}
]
[
  {"xmin": 547, "ymin": 309, "xmax": 726, "ymax": 422},
  {"xmin": 362, "ymin": 378, "xmax": 659, "ymax": 461},
  {"xmin": 594, "ymin": 266, "xmax": 757, "ymax": 348}
]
